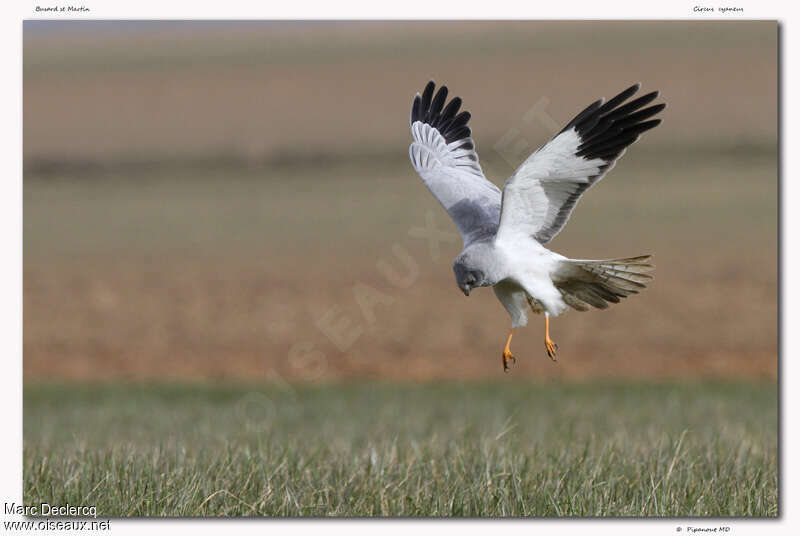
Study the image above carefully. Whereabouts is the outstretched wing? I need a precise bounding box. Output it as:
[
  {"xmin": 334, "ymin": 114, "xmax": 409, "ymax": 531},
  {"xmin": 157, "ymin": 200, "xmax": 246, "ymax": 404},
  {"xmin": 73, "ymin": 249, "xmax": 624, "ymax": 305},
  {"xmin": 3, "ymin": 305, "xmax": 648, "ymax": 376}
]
[
  {"xmin": 495, "ymin": 83, "xmax": 665, "ymax": 245},
  {"xmin": 409, "ymin": 81, "xmax": 502, "ymax": 247}
]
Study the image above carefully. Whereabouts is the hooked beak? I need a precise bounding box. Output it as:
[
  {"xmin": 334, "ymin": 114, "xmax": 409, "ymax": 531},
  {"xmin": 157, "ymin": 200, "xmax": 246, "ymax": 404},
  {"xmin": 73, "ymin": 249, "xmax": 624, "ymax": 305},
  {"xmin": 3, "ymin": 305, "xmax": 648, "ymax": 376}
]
[{"xmin": 460, "ymin": 283, "xmax": 471, "ymax": 296}]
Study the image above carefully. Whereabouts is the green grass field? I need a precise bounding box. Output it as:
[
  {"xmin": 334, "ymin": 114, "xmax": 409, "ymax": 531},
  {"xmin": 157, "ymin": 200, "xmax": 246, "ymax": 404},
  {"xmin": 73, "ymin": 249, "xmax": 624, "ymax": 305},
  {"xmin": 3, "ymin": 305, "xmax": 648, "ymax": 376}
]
[{"xmin": 23, "ymin": 381, "xmax": 777, "ymax": 517}]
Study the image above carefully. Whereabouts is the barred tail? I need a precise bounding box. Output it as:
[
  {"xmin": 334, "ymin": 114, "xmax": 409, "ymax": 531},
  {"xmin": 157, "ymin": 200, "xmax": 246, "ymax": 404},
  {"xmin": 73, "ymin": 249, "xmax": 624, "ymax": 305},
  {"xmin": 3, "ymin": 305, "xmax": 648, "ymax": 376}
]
[{"xmin": 554, "ymin": 255, "xmax": 654, "ymax": 311}]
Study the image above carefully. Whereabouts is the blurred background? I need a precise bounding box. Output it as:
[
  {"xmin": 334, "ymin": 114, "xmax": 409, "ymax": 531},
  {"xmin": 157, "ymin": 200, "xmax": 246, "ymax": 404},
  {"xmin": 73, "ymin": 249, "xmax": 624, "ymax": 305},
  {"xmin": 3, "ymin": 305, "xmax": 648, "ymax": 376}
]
[
  {"xmin": 23, "ymin": 21, "xmax": 777, "ymax": 383},
  {"xmin": 21, "ymin": 20, "xmax": 779, "ymax": 518}
]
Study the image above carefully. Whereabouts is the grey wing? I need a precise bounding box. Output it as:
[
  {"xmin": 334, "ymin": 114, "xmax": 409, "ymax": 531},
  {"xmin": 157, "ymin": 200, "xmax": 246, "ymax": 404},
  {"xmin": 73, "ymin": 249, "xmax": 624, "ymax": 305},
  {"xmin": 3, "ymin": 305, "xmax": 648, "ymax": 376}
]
[
  {"xmin": 409, "ymin": 81, "xmax": 502, "ymax": 247},
  {"xmin": 495, "ymin": 84, "xmax": 666, "ymax": 246}
]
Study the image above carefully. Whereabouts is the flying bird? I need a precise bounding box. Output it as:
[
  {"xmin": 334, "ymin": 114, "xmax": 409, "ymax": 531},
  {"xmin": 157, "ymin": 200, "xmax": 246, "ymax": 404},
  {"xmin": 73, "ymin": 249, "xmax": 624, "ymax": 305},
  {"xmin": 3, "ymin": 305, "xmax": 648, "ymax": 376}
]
[{"xmin": 408, "ymin": 81, "xmax": 663, "ymax": 371}]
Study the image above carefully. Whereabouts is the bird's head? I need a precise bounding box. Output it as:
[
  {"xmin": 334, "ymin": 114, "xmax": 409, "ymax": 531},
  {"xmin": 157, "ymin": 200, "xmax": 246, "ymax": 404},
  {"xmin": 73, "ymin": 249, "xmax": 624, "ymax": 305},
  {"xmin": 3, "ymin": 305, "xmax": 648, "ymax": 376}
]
[{"xmin": 453, "ymin": 260, "xmax": 486, "ymax": 297}]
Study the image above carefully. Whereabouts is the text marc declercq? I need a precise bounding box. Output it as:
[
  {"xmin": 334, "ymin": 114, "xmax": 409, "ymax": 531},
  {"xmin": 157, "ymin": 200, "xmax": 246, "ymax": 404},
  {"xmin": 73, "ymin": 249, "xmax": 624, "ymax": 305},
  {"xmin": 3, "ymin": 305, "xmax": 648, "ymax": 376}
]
[{"xmin": 5, "ymin": 502, "xmax": 98, "ymax": 518}]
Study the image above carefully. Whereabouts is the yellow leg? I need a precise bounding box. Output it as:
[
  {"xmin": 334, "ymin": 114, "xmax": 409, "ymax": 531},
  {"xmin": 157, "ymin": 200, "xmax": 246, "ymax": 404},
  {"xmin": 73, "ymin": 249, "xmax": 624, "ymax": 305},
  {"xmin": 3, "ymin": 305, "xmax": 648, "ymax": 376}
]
[
  {"xmin": 544, "ymin": 314, "xmax": 559, "ymax": 361},
  {"xmin": 502, "ymin": 328, "xmax": 515, "ymax": 372}
]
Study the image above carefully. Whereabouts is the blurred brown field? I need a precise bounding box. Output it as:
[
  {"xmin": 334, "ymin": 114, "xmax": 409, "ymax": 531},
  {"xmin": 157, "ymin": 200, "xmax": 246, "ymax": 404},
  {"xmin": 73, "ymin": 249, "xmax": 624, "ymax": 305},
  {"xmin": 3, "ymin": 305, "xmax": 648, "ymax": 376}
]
[{"xmin": 23, "ymin": 21, "xmax": 778, "ymax": 382}]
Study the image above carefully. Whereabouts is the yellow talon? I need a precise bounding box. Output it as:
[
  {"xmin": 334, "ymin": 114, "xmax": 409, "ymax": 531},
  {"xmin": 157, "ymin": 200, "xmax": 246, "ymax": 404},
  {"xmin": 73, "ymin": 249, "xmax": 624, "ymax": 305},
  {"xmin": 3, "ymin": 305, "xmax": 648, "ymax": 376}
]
[
  {"xmin": 544, "ymin": 338, "xmax": 559, "ymax": 361},
  {"xmin": 544, "ymin": 314, "xmax": 559, "ymax": 362},
  {"xmin": 502, "ymin": 328, "xmax": 515, "ymax": 372}
]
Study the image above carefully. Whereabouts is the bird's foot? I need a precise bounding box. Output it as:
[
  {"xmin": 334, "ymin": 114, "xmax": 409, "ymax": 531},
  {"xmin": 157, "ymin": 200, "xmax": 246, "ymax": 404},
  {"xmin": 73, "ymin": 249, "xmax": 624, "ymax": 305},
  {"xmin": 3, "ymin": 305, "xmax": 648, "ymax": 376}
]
[
  {"xmin": 502, "ymin": 349, "xmax": 516, "ymax": 372},
  {"xmin": 544, "ymin": 337, "xmax": 559, "ymax": 362}
]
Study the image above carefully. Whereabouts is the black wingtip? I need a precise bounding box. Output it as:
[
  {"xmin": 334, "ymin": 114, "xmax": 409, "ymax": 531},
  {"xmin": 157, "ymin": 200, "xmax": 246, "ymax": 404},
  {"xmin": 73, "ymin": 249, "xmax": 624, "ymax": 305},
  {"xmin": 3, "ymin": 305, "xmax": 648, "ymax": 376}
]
[
  {"xmin": 565, "ymin": 84, "xmax": 665, "ymax": 162},
  {"xmin": 411, "ymin": 94, "xmax": 422, "ymax": 124},
  {"xmin": 410, "ymin": 81, "xmax": 473, "ymax": 144},
  {"xmin": 596, "ymin": 84, "xmax": 640, "ymax": 116},
  {"xmin": 420, "ymin": 81, "xmax": 435, "ymax": 117}
]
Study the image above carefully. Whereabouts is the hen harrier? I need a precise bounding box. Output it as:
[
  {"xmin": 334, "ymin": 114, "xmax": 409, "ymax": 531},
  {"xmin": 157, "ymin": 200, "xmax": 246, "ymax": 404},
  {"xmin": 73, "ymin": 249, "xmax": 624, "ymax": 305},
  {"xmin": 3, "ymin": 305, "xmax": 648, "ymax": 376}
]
[{"xmin": 408, "ymin": 81, "xmax": 664, "ymax": 371}]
